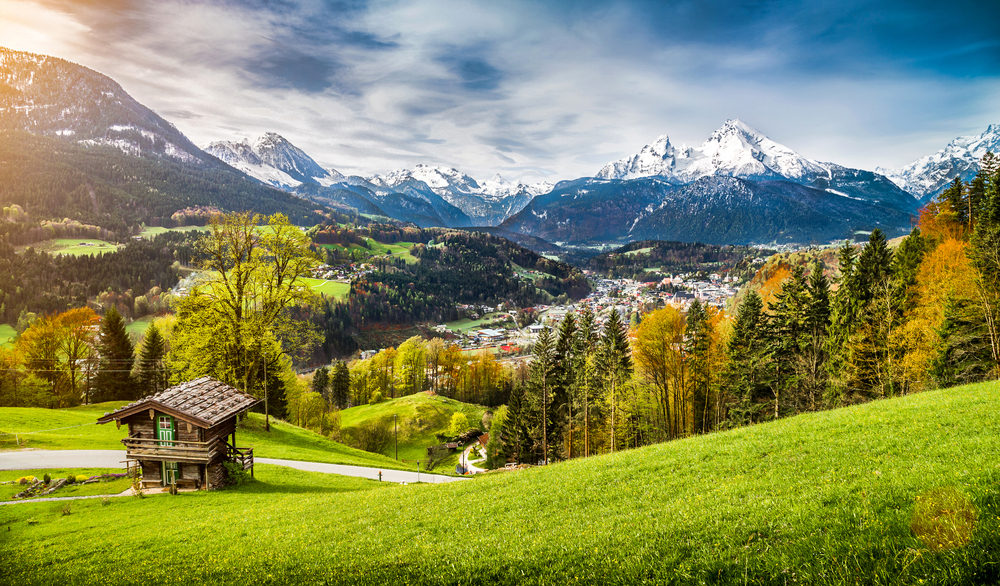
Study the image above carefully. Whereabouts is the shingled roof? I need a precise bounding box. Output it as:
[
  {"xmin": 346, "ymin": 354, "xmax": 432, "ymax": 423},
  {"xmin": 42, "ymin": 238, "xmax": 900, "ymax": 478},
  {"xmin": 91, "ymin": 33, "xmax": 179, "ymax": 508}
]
[{"xmin": 97, "ymin": 376, "xmax": 259, "ymax": 428}]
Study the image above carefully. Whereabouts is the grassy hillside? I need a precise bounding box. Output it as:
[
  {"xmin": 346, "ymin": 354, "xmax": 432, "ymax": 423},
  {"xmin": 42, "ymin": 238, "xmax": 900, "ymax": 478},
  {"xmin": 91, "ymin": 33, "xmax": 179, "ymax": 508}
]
[
  {"xmin": 340, "ymin": 392, "xmax": 488, "ymax": 465},
  {"xmin": 0, "ymin": 403, "xmax": 414, "ymax": 472},
  {"xmin": 0, "ymin": 323, "xmax": 15, "ymax": 347},
  {"xmin": 4, "ymin": 382, "xmax": 999, "ymax": 584}
]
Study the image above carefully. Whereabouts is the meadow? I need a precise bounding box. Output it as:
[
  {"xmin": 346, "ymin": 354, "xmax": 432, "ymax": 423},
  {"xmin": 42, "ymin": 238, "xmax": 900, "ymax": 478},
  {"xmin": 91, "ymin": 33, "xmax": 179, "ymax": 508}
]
[
  {"xmin": 339, "ymin": 392, "xmax": 487, "ymax": 466},
  {"xmin": 18, "ymin": 238, "xmax": 120, "ymax": 257},
  {"xmin": 0, "ymin": 323, "xmax": 15, "ymax": 347},
  {"xmin": 1, "ymin": 382, "xmax": 998, "ymax": 584},
  {"xmin": 300, "ymin": 278, "xmax": 350, "ymax": 299},
  {"xmin": 137, "ymin": 225, "xmax": 211, "ymax": 238}
]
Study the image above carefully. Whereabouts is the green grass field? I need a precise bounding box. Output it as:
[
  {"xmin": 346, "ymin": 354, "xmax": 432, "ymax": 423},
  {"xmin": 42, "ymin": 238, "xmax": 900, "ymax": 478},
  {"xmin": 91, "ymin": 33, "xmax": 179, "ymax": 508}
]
[
  {"xmin": 19, "ymin": 238, "xmax": 121, "ymax": 257},
  {"xmin": 301, "ymin": 278, "xmax": 350, "ymax": 299},
  {"xmin": 0, "ymin": 323, "xmax": 15, "ymax": 347},
  {"xmin": 137, "ymin": 225, "xmax": 211, "ymax": 239},
  {"xmin": 0, "ymin": 403, "xmax": 416, "ymax": 473},
  {"xmin": 339, "ymin": 392, "xmax": 487, "ymax": 466},
  {"xmin": 125, "ymin": 315, "xmax": 156, "ymax": 341},
  {"xmin": 3, "ymin": 382, "xmax": 1000, "ymax": 584},
  {"xmin": 444, "ymin": 311, "xmax": 507, "ymax": 332}
]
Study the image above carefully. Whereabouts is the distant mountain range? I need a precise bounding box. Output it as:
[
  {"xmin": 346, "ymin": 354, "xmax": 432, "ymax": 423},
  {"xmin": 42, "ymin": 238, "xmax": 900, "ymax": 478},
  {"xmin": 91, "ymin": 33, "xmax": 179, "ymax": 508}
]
[
  {"xmin": 1, "ymin": 45, "xmax": 996, "ymax": 248},
  {"xmin": 877, "ymin": 124, "xmax": 1000, "ymax": 202},
  {"xmin": 205, "ymin": 134, "xmax": 550, "ymax": 226}
]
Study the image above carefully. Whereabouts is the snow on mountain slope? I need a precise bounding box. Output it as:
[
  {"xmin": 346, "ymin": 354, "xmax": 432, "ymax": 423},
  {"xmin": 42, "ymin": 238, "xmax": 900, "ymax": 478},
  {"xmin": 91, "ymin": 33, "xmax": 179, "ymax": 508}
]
[
  {"xmin": 0, "ymin": 46, "xmax": 207, "ymax": 163},
  {"xmin": 598, "ymin": 119, "xmax": 830, "ymax": 182},
  {"xmin": 596, "ymin": 119, "xmax": 916, "ymax": 212},
  {"xmin": 876, "ymin": 124, "xmax": 1000, "ymax": 201},
  {"xmin": 204, "ymin": 133, "xmax": 343, "ymax": 190},
  {"xmin": 368, "ymin": 164, "xmax": 552, "ymax": 224}
]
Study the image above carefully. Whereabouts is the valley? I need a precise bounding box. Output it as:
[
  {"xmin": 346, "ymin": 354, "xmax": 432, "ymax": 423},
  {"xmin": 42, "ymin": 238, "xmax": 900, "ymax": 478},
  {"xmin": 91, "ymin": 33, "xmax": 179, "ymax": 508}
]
[{"xmin": 1, "ymin": 28, "xmax": 999, "ymax": 586}]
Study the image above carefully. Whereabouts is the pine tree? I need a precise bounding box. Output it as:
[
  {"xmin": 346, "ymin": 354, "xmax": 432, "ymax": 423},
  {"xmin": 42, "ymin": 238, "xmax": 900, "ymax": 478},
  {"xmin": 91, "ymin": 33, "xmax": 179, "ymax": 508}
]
[
  {"xmin": 685, "ymin": 300, "xmax": 713, "ymax": 433},
  {"xmin": 136, "ymin": 323, "xmax": 166, "ymax": 397},
  {"xmin": 503, "ymin": 381, "xmax": 533, "ymax": 464},
  {"xmin": 94, "ymin": 307, "xmax": 135, "ymax": 401},
  {"xmin": 528, "ymin": 327, "xmax": 556, "ymax": 464},
  {"xmin": 551, "ymin": 314, "xmax": 577, "ymax": 458},
  {"xmin": 766, "ymin": 266, "xmax": 808, "ymax": 417},
  {"xmin": 312, "ymin": 366, "xmax": 330, "ymax": 404},
  {"xmin": 575, "ymin": 308, "xmax": 599, "ymax": 457},
  {"xmin": 596, "ymin": 310, "xmax": 632, "ymax": 452},
  {"xmin": 846, "ymin": 229, "xmax": 896, "ymax": 399},
  {"xmin": 802, "ymin": 259, "xmax": 830, "ymax": 411},
  {"xmin": 331, "ymin": 361, "xmax": 350, "ymax": 409},
  {"xmin": 941, "ymin": 177, "xmax": 967, "ymax": 226},
  {"xmin": 723, "ymin": 290, "xmax": 769, "ymax": 426}
]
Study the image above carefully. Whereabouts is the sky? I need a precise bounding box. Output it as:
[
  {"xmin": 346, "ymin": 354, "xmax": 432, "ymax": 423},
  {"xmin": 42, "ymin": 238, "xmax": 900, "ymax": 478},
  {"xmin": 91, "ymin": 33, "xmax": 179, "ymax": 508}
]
[{"xmin": 2, "ymin": 0, "xmax": 999, "ymax": 183}]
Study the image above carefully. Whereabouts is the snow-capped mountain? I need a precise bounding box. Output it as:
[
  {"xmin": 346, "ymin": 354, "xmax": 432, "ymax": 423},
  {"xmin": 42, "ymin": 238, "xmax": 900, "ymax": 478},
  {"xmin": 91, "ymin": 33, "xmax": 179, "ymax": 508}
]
[
  {"xmin": 368, "ymin": 164, "xmax": 552, "ymax": 224},
  {"xmin": 597, "ymin": 119, "xmax": 916, "ymax": 212},
  {"xmin": 0, "ymin": 47, "xmax": 207, "ymax": 164},
  {"xmin": 204, "ymin": 133, "xmax": 344, "ymax": 190},
  {"xmin": 876, "ymin": 124, "xmax": 1000, "ymax": 202},
  {"xmin": 598, "ymin": 119, "xmax": 828, "ymax": 182}
]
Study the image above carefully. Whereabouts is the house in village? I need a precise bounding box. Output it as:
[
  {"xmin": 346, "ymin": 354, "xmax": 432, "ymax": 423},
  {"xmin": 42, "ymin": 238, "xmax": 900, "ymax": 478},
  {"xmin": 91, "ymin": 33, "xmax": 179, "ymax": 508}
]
[{"xmin": 97, "ymin": 376, "xmax": 258, "ymax": 490}]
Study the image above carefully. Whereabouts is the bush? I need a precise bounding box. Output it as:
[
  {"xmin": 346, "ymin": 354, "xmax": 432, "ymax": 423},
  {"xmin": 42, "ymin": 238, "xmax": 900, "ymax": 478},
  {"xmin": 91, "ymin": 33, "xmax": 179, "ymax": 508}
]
[
  {"xmin": 43, "ymin": 473, "xmax": 51, "ymax": 485},
  {"xmin": 75, "ymin": 475, "xmax": 89, "ymax": 483},
  {"xmin": 222, "ymin": 461, "xmax": 251, "ymax": 487},
  {"xmin": 65, "ymin": 474, "xmax": 75, "ymax": 484}
]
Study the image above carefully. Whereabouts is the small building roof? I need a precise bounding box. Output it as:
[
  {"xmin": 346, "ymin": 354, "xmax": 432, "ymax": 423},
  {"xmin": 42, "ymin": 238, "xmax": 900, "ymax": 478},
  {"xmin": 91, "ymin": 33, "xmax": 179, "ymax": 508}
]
[{"xmin": 97, "ymin": 376, "xmax": 259, "ymax": 428}]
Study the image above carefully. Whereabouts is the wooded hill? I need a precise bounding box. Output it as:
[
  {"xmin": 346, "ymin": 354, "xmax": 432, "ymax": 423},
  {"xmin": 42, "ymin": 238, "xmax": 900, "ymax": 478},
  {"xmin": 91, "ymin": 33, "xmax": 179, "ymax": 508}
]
[{"xmin": 587, "ymin": 240, "xmax": 775, "ymax": 280}]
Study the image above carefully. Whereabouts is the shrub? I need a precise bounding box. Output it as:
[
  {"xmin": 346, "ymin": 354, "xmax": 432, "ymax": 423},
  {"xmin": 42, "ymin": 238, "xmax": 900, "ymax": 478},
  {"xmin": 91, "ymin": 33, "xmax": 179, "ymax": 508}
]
[
  {"xmin": 222, "ymin": 461, "xmax": 251, "ymax": 487},
  {"xmin": 65, "ymin": 474, "xmax": 75, "ymax": 484},
  {"xmin": 43, "ymin": 473, "xmax": 51, "ymax": 485},
  {"xmin": 75, "ymin": 475, "xmax": 89, "ymax": 483}
]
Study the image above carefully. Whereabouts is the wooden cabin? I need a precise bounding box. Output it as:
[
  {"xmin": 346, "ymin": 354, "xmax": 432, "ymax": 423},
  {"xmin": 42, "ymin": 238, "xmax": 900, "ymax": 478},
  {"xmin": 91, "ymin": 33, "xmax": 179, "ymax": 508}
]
[{"xmin": 97, "ymin": 376, "xmax": 258, "ymax": 490}]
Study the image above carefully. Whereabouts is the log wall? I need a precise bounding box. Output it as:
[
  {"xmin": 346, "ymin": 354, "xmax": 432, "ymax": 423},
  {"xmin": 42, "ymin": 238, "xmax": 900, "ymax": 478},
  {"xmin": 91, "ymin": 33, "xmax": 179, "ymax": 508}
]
[{"xmin": 208, "ymin": 463, "xmax": 225, "ymax": 490}]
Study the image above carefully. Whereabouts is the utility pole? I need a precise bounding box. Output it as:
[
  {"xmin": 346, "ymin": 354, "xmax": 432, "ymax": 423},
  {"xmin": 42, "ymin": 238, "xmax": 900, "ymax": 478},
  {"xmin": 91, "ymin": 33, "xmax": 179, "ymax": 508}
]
[{"xmin": 394, "ymin": 413, "xmax": 398, "ymax": 460}]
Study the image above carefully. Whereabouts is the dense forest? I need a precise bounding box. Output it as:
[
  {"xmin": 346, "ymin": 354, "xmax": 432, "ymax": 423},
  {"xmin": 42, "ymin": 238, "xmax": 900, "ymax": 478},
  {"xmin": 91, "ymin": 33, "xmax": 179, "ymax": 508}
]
[
  {"xmin": 0, "ymin": 130, "xmax": 324, "ymax": 235},
  {"xmin": 587, "ymin": 240, "xmax": 775, "ymax": 281},
  {"xmin": 0, "ymin": 232, "xmax": 194, "ymax": 327},
  {"xmin": 345, "ymin": 230, "xmax": 589, "ymax": 325}
]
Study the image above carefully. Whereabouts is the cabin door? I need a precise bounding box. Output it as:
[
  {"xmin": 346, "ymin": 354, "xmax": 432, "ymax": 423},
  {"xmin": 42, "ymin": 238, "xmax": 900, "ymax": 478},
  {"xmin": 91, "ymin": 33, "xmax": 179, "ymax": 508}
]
[{"xmin": 157, "ymin": 415, "xmax": 178, "ymax": 486}]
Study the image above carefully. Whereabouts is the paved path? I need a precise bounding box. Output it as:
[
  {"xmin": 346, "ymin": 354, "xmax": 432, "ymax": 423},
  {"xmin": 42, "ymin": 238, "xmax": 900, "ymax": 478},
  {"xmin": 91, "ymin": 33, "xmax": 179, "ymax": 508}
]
[{"xmin": 0, "ymin": 450, "xmax": 467, "ymax": 485}]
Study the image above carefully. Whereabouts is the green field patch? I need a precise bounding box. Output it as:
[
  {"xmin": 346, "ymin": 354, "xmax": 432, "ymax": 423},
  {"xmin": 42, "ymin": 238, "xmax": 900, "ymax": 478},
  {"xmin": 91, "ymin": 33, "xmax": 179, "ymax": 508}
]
[
  {"xmin": 623, "ymin": 246, "xmax": 653, "ymax": 257},
  {"xmin": 125, "ymin": 315, "xmax": 156, "ymax": 341},
  {"xmin": 444, "ymin": 312, "xmax": 508, "ymax": 333},
  {"xmin": 0, "ymin": 468, "xmax": 130, "ymax": 501},
  {"xmin": 302, "ymin": 278, "xmax": 350, "ymax": 299},
  {"xmin": 339, "ymin": 392, "xmax": 487, "ymax": 466},
  {"xmin": 137, "ymin": 225, "xmax": 211, "ymax": 239},
  {"xmin": 2, "ymin": 382, "xmax": 999, "ymax": 583},
  {"xmin": 0, "ymin": 323, "xmax": 15, "ymax": 347},
  {"xmin": 19, "ymin": 238, "xmax": 121, "ymax": 257},
  {"xmin": 0, "ymin": 403, "xmax": 130, "ymax": 451}
]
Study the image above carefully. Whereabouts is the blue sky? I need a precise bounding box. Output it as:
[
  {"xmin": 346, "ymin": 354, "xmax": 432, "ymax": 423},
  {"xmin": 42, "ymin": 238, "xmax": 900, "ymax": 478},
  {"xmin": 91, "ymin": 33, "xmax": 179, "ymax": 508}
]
[{"xmin": 2, "ymin": 0, "xmax": 999, "ymax": 182}]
